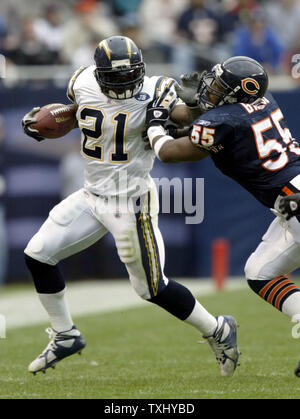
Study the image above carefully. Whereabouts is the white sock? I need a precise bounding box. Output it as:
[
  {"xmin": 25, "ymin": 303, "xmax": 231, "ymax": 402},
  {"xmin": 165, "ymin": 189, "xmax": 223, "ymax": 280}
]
[
  {"xmin": 282, "ymin": 292, "xmax": 300, "ymax": 318},
  {"xmin": 184, "ymin": 300, "xmax": 217, "ymax": 336},
  {"xmin": 38, "ymin": 288, "xmax": 73, "ymax": 333}
]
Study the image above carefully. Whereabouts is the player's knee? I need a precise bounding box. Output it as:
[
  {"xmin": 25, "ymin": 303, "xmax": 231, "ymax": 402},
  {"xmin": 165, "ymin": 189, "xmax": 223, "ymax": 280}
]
[
  {"xmin": 25, "ymin": 233, "xmax": 46, "ymax": 261},
  {"xmin": 24, "ymin": 232, "xmax": 56, "ymax": 265},
  {"xmin": 129, "ymin": 274, "xmax": 152, "ymax": 299},
  {"xmin": 129, "ymin": 274, "xmax": 168, "ymax": 301},
  {"xmin": 24, "ymin": 254, "xmax": 65, "ymax": 294},
  {"xmin": 244, "ymin": 256, "xmax": 269, "ymax": 294},
  {"xmin": 25, "ymin": 253, "xmax": 44, "ymax": 274},
  {"xmin": 244, "ymin": 252, "xmax": 260, "ymax": 280},
  {"xmin": 24, "ymin": 253, "xmax": 56, "ymax": 275},
  {"xmin": 245, "ymin": 252, "xmax": 281, "ymax": 282}
]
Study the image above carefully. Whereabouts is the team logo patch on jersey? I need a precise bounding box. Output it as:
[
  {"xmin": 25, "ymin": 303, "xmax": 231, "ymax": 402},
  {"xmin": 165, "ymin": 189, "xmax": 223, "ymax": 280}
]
[
  {"xmin": 135, "ymin": 92, "xmax": 150, "ymax": 101},
  {"xmin": 197, "ymin": 120, "xmax": 212, "ymax": 126},
  {"xmin": 241, "ymin": 78, "xmax": 260, "ymax": 95}
]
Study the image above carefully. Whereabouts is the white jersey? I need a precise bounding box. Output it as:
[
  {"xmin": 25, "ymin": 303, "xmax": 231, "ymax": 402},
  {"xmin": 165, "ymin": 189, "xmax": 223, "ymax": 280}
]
[{"xmin": 67, "ymin": 65, "xmax": 178, "ymax": 197}]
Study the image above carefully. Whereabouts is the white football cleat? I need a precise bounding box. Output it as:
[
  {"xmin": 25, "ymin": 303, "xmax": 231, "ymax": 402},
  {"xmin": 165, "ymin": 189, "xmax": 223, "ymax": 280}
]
[
  {"xmin": 203, "ymin": 315, "xmax": 240, "ymax": 377},
  {"xmin": 28, "ymin": 326, "xmax": 86, "ymax": 375}
]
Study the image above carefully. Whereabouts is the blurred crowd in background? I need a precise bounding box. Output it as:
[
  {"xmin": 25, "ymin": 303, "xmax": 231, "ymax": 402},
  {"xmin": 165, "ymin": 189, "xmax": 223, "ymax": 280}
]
[{"xmin": 0, "ymin": 0, "xmax": 299, "ymax": 76}]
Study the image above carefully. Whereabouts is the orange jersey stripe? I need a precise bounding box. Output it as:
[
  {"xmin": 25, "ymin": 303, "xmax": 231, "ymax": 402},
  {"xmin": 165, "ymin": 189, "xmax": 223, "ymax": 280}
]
[{"xmin": 282, "ymin": 186, "xmax": 294, "ymax": 196}]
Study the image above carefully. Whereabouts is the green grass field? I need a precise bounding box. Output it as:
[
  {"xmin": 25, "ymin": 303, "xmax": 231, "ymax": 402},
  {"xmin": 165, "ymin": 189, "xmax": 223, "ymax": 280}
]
[{"xmin": 1, "ymin": 284, "xmax": 300, "ymax": 399}]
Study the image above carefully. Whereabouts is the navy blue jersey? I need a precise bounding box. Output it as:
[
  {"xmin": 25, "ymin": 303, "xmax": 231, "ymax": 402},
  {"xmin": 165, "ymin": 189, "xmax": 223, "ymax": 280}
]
[{"xmin": 189, "ymin": 93, "xmax": 300, "ymax": 207}]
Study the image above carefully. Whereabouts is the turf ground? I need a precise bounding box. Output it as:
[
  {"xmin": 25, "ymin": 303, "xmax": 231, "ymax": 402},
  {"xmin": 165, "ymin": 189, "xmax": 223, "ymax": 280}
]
[{"xmin": 0, "ymin": 280, "xmax": 300, "ymax": 399}]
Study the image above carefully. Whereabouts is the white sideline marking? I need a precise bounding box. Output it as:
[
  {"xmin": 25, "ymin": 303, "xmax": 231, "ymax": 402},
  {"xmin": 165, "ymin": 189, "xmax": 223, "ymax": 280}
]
[{"xmin": 0, "ymin": 278, "xmax": 245, "ymax": 330}]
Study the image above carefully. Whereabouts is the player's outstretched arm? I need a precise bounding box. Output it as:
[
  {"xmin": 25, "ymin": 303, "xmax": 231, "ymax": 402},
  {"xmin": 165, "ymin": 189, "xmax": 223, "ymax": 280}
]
[
  {"xmin": 158, "ymin": 135, "xmax": 209, "ymax": 163},
  {"xmin": 147, "ymin": 125, "xmax": 209, "ymax": 163},
  {"xmin": 145, "ymin": 102, "xmax": 209, "ymax": 163},
  {"xmin": 278, "ymin": 194, "xmax": 300, "ymax": 220}
]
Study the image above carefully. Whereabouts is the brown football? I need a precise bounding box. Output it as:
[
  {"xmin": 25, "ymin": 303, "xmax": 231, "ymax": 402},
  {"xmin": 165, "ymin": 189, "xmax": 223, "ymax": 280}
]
[{"xmin": 31, "ymin": 103, "xmax": 77, "ymax": 139}]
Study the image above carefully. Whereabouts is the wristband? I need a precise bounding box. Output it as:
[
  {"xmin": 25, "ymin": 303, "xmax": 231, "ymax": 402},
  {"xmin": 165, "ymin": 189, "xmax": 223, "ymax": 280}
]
[
  {"xmin": 147, "ymin": 125, "xmax": 166, "ymax": 147},
  {"xmin": 153, "ymin": 135, "xmax": 173, "ymax": 160}
]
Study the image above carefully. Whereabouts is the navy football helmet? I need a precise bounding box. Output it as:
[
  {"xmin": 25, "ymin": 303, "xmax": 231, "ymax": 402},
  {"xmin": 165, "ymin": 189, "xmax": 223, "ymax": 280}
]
[
  {"xmin": 94, "ymin": 36, "xmax": 145, "ymax": 100},
  {"xmin": 198, "ymin": 56, "xmax": 269, "ymax": 111}
]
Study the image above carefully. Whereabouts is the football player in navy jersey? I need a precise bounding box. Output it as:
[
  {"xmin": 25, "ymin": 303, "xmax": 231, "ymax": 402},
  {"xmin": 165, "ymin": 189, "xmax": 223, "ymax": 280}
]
[{"xmin": 145, "ymin": 56, "xmax": 300, "ymax": 376}]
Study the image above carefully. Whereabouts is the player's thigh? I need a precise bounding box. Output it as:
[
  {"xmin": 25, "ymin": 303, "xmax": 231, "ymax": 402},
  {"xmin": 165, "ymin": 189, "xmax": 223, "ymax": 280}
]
[
  {"xmin": 24, "ymin": 189, "xmax": 107, "ymax": 265},
  {"xmin": 245, "ymin": 217, "xmax": 300, "ymax": 280},
  {"xmin": 100, "ymin": 188, "xmax": 168, "ymax": 299}
]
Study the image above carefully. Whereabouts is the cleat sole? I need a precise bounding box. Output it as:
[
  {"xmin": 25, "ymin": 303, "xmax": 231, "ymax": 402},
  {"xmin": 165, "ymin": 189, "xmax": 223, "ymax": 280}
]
[{"xmin": 29, "ymin": 348, "xmax": 85, "ymax": 375}]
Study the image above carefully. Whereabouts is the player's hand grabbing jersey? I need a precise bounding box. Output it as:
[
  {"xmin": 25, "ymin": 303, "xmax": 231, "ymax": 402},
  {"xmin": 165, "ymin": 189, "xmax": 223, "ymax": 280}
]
[{"xmin": 67, "ymin": 65, "xmax": 178, "ymax": 197}]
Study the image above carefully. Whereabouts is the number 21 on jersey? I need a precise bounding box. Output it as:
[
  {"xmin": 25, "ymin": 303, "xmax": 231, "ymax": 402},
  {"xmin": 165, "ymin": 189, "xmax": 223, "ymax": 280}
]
[{"xmin": 79, "ymin": 106, "xmax": 130, "ymax": 163}]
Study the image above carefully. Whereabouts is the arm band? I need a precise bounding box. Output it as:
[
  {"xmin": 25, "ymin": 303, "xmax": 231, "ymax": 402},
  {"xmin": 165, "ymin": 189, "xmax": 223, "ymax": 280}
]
[
  {"xmin": 153, "ymin": 135, "xmax": 174, "ymax": 160},
  {"xmin": 147, "ymin": 125, "xmax": 166, "ymax": 147}
]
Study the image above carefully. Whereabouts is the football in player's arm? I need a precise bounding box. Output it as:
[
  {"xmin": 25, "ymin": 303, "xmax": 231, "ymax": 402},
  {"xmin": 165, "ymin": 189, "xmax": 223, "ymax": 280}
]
[{"xmin": 146, "ymin": 56, "xmax": 300, "ymax": 377}]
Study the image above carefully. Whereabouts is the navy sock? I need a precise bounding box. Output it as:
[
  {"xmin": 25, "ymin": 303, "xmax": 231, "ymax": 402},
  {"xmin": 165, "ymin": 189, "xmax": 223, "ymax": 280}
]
[
  {"xmin": 25, "ymin": 254, "xmax": 65, "ymax": 294},
  {"xmin": 148, "ymin": 279, "xmax": 196, "ymax": 320}
]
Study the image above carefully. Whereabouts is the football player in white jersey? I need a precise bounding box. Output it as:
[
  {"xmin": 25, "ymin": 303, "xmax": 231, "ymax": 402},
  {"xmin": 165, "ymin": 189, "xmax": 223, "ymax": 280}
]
[{"xmin": 22, "ymin": 36, "xmax": 239, "ymax": 376}]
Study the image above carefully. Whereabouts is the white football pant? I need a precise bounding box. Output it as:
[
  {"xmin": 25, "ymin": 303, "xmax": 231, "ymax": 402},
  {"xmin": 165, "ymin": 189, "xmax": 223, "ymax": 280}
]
[
  {"xmin": 24, "ymin": 185, "xmax": 168, "ymax": 300},
  {"xmin": 245, "ymin": 213, "xmax": 300, "ymax": 281}
]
